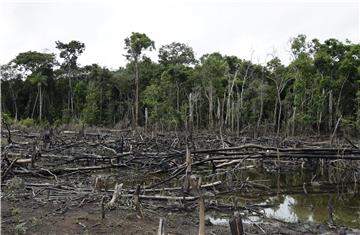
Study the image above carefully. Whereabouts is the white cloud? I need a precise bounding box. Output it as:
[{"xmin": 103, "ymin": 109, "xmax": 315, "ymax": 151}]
[{"xmin": 0, "ymin": 0, "xmax": 358, "ymax": 69}]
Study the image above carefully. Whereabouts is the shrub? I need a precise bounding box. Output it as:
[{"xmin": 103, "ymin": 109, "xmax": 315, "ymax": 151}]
[
  {"xmin": 1, "ymin": 112, "xmax": 14, "ymax": 125},
  {"xmin": 18, "ymin": 118, "xmax": 34, "ymax": 127}
]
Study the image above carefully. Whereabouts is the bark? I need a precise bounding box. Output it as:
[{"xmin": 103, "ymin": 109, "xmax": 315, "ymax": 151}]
[
  {"xmin": 31, "ymin": 90, "xmax": 39, "ymax": 119},
  {"xmin": 134, "ymin": 57, "xmax": 139, "ymax": 126},
  {"xmin": 257, "ymin": 81, "xmax": 264, "ymax": 132},
  {"xmin": 276, "ymin": 89, "xmax": 282, "ymax": 137},
  {"xmin": 329, "ymin": 90, "xmax": 333, "ymax": 131},
  {"xmin": 39, "ymin": 83, "xmax": 42, "ymax": 121}
]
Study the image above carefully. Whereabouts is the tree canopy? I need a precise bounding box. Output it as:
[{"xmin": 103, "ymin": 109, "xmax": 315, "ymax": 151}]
[{"xmin": 1, "ymin": 34, "xmax": 359, "ymax": 136}]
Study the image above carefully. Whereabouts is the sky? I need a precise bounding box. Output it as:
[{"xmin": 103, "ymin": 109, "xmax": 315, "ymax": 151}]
[{"xmin": 0, "ymin": 0, "xmax": 359, "ymax": 70}]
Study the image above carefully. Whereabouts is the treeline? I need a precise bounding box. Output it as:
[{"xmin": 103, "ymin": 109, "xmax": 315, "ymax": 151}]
[{"xmin": 1, "ymin": 33, "xmax": 360, "ymax": 136}]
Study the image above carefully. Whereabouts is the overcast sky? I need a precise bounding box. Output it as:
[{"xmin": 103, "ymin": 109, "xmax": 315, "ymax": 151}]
[{"xmin": 0, "ymin": 0, "xmax": 358, "ymax": 69}]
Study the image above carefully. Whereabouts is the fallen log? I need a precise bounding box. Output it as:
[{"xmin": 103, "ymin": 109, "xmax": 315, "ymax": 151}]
[{"xmin": 12, "ymin": 163, "xmax": 128, "ymax": 176}]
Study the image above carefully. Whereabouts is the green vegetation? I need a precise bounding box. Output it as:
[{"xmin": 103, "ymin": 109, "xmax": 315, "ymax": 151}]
[{"xmin": 1, "ymin": 34, "xmax": 359, "ymax": 135}]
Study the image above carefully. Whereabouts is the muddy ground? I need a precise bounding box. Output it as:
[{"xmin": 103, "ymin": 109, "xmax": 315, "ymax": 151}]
[{"xmin": 3, "ymin": 196, "xmax": 357, "ymax": 235}]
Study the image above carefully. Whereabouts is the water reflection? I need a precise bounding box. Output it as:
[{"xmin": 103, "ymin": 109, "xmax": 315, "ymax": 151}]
[
  {"xmin": 264, "ymin": 195, "xmax": 297, "ymax": 222},
  {"xmin": 208, "ymin": 193, "xmax": 360, "ymax": 228},
  {"xmin": 258, "ymin": 194, "xmax": 360, "ymax": 228}
]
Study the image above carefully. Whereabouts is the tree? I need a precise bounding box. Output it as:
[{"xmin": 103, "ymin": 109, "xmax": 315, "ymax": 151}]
[
  {"xmin": 29, "ymin": 73, "xmax": 47, "ymax": 121},
  {"xmin": 158, "ymin": 42, "xmax": 196, "ymax": 66},
  {"xmin": 267, "ymin": 57, "xmax": 292, "ymax": 136},
  {"xmin": 124, "ymin": 32, "xmax": 155, "ymax": 126},
  {"xmin": 12, "ymin": 51, "xmax": 56, "ymax": 122},
  {"xmin": 196, "ymin": 53, "xmax": 227, "ymax": 128},
  {"xmin": 55, "ymin": 40, "xmax": 85, "ymax": 117},
  {"xmin": 0, "ymin": 64, "xmax": 22, "ymax": 120},
  {"xmin": 82, "ymin": 81, "xmax": 99, "ymax": 125}
]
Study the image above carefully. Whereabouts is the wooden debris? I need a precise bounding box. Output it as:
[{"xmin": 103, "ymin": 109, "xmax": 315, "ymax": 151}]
[
  {"xmin": 107, "ymin": 183, "xmax": 123, "ymax": 208},
  {"xmin": 189, "ymin": 175, "xmax": 205, "ymax": 235},
  {"xmin": 133, "ymin": 184, "xmax": 144, "ymax": 219},
  {"xmin": 229, "ymin": 211, "xmax": 244, "ymax": 235},
  {"xmin": 157, "ymin": 217, "xmax": 165, "ymax": 235},
  {"xmin": 101, "ymin": 196, "xmax": 106, "ymax": 219}
]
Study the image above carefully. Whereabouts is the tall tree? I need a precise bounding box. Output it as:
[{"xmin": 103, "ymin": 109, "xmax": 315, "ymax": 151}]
[
  {"xmin": 55, "ymin": 40, "xmax": 85, "ymax": 117},
  {"xmin": 124, "ymin": 32, "xmax": 155, "ymax": 126},
  {"xmin": 12, "ymin": 51, "xmax": 56, "ymax": 122},
  {"xmin": 267, "ymin": 57, "xmax": 292, "ymax": 136},
  {"xmin": 29, "ymin": 73, "xmax": 47, "ymax": 121},
  {"xmin": 0, "ymin": 64, "xmax": 22, "ymax": 120},
  {"xmin": 158, "ymin": 42, "xmax": 196, "ymax": 66}
]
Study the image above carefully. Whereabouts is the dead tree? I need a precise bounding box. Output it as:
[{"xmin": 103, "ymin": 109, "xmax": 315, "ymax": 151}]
[
  {"xmin": 229, "ymin": 211, "xmax": 244, "ymax": 235},
  {"xmin": 189, "ymin": 175, "xmax": 205, "ymax": 235}
]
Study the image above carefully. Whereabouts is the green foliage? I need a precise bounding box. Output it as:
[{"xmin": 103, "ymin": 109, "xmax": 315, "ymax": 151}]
[
  {"xmin": 18, "ymin": 118, "xmax": 34, "ymax": 127},
  {"xmin": 55, "ymin": 40, "xmax": 85, "ymax": 69},
  {"xmin": 81, "ymin": 81, "xmax": 99, "ymax": 126},
  {"xmin": 13, "ymin": 51, "xmax": 56, "ymax": 73},
  {"xmin": 124, "ymin": 32, "xmax": 155, "ymax": 61},
  {"xmin": 2, "ymin": 112, "xmax": 14, "ymax": 124},
  {"xmin": 159, "ymin": 42, "xmax": 196, "ymax": 66},
  {"xmin": 1, "ymin": 34, "xmax": 359, "ymax": 136}
]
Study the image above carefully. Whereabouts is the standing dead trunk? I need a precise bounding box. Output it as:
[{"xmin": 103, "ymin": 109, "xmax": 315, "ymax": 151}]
[
  {"xmin": 189, "ymin": 175, "xmax": 205, "ymax": 235},
  {"xmin": 229, "ymin": 211, "xmax": 244, "ymax": 235}
]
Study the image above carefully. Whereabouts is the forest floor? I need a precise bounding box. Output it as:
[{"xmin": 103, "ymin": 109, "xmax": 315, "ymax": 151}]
[{"xmin": 1, "ymin": 126, "xmax": 360, "ymax": 234}]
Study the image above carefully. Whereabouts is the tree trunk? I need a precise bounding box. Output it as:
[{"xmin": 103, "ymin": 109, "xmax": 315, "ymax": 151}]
[
  {"xmin": 134, "ymin": 58, "xmax": 139, "ymax": 126},
  {"xmin": 68, "ymin": 67, "xmax": 74, "ymax": 116},
  {"xmin": 328, "ymin": 90, "xmax": 333, "ymax": 132},
  {"xmin": 9, "ymin": 82, "xmax": 18, "ymax": 121},
  {"xmin": 176, "ymin": 82, "xmax": 180, "ymax": 113},
  {"xmin": 277, "ymin": 89, "xmax": 282, "ymax": 137},
  {"xmin": 273, "ymin": 97, "xmax": 278, "ymax": 131},
  {"xmin": 292, "ymin": 106, "xmax": 296, "ymax": 136},
  {"xmin": 32, "ymin": 90, "xmax": 39, "ymax": 119},
  {"xmin": 189, "ymin": 93, "xmax": 193, "ymax": 130},
  {"xmin": 208, "ymin": 87, "xmax": 213, "ymax": 128},
  {"xmin": 257, "ymin": 81, "xmax": 264, "ymax": 133},
  {"xmin": 39, "ymin": 83, "xmax": 42, "ymax": 121}
]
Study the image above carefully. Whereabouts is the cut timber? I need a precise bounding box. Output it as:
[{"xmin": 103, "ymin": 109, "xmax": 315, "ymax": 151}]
[
  {"xmin": 122, "ymin": 194, "xmax": 197, "ymax": 201},
  {"xmin": 13, "ymin": 164, "xmax": 127, "ymax": 176},
  {"xmin": 229, "ymin": 211, "xmax": 244, "ymax": 235},
  {"xmin": 183, "ymin": 145, "xmax": 193, "ymax": 193},
  {"xmin": 107, "ymin": 183, "xmax": 123, "ymax": 208},
  {"xmin": 93, "ymin": 176, "xmax": 109, "ymax": 192},
  {"xmin": 101, "ymin": 196, "xmax": 106, "ymax": 219},
  {"xmin": 14, "ymin": 158, "xmax": 32, "ymax": 164},
  {"xmin": 133, "ymin": 184, "xmax": 144, "ymax": 219},
  {"xmin": 157, "ymin": 217, "xmax": 165, "ymax": 235},
  {"xmin": 1, "ymin": 158, "xmax": 19, "ymax": 181},
  {"xmin": 189, "ymin": 175, "xmax": 205, "ymax": 235}
]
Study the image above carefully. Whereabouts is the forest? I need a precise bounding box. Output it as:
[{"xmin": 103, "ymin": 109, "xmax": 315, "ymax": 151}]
[{"xmin": 1, "ymin": 33, "xmax": 360, "ymax": 137}]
